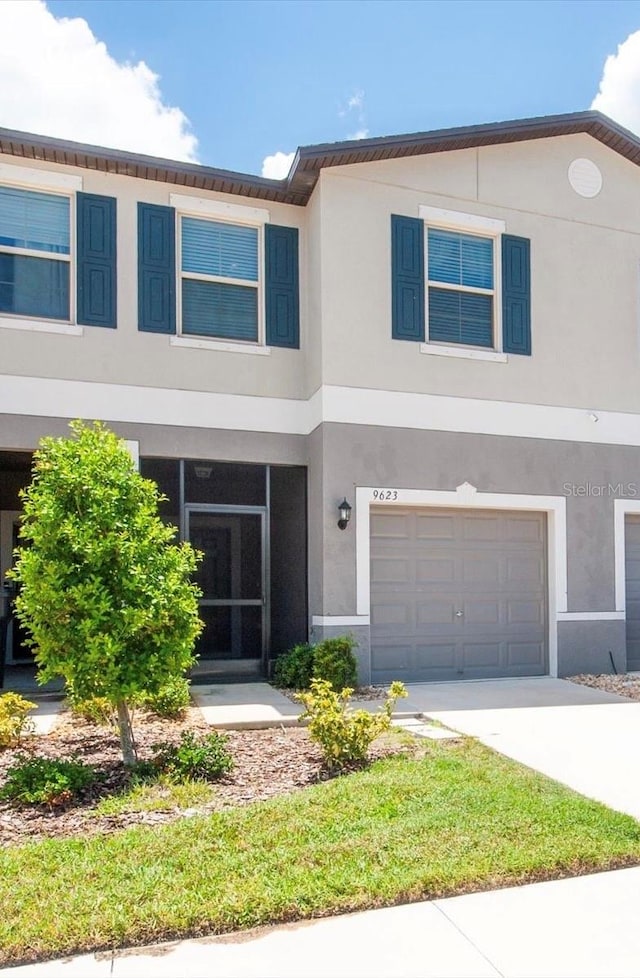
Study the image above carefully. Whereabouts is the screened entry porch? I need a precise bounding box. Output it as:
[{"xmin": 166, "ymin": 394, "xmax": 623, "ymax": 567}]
[
  {"xmin": 0, "ymin": 453, "xmax": 307, "ymax": 689},
  {"xmin": 140, "ymin": 459, "xmax": 308, "ymax": 680}
]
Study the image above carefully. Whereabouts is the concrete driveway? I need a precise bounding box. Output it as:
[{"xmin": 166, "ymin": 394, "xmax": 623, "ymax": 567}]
[{"xmin": 403, "ymin": 677, "xmax": 640, "ymax": 819}]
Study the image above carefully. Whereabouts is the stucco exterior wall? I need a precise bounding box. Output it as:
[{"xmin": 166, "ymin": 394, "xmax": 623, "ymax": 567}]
[
  {"xmin": 0, "ymin": 154, "xmax": 308, "ymax": 399},
  {"xmin": 316, "ymin": 133, "xmax": 640, "ymax": 412}
]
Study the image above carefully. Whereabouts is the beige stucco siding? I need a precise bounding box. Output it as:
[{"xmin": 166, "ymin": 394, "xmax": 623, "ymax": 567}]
[
  {"xmin": 0, "ymin": 156, "xmax": 308, "ymax": 399},
  {"xmin": 316, "ymin": 133, "xmax": 640, "ymax": 412},
  {"xmin": 3, "ymin": 131, "xmax": 640, "ymax": 412}
]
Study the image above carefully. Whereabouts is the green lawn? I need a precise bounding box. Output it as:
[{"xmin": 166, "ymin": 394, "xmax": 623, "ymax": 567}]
[{"xmin": 2, "ymin": 739, "xmax": 640, "ymax": 965}]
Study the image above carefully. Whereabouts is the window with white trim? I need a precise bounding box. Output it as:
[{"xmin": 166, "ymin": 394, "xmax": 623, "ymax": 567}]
[
  {"xmin": 179, "ymin": 215, "xmax": 261, "ymax": 343},
  {"xmin": 0, "ymin": 185, "xmax": 71, "ymax": 322},
  {"xmin": 427, "ymin": 227, "xmax": 495, "ymax": 349}
]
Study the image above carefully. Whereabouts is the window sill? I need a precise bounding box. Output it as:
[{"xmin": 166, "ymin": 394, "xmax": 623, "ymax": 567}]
[
  {"xmin": 170, "ymin": 336, "xmax": 272, "ymax": 356},
  {"xmin": 419, "ymin": 343, "xmax": 508, "ymax": 363},
  {"xmin": 0, "ymin": 317, "xmax": 83, "ymax": 337}
]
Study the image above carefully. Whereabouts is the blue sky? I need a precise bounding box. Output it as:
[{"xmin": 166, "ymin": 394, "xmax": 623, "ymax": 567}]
[{"xmin": 3, "ymin": 1, "xmax": 640, "ymax": 177}]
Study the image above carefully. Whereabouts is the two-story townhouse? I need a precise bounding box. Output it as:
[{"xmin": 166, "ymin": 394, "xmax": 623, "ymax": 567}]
[{"xmin": 2, "ymin": 110, "xmax": 640, "ymax": 687}]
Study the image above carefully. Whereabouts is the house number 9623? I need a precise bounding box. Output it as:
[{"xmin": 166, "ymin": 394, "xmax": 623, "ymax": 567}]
[{"xmin": 372, "ymin": 490, "xmax": 398, "ymax": 500}]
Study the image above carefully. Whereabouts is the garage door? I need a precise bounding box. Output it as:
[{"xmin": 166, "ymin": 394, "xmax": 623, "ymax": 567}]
[
  {"xmin": 625, "ymin": 517, "xmax": 640, "ymax": 670},
  {"xmin": 370, "ymin": 507, "xmax": 547, "ymax": 683}
]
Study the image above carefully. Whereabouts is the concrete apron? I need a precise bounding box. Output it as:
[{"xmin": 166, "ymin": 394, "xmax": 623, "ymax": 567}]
[
  {"xmin": 401, "ymin": 676, "xmax": 640, "ymax": 821},
  {"xmin": 191, "ymin": 682, "xmax": 422, "ymax": 730}
]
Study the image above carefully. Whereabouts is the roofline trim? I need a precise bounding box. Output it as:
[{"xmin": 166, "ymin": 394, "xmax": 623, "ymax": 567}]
[{"xmin": 1, "ymin": 110, "xmax": 639, "ymax": 207}]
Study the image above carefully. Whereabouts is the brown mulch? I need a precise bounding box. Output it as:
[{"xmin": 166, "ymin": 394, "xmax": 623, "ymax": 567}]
[
  {"xmin": 0, "ymin": 706, "xmax": 413, "ymax": 849},
  {"xmin": 568, "ymin": 673, "xmax": 640, "ymax": 701}
]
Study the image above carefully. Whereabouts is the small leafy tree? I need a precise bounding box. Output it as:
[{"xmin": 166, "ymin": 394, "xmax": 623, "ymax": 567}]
[{"xmin": 9, "ymin": 420, "xmax": 203, "ymax": 766}]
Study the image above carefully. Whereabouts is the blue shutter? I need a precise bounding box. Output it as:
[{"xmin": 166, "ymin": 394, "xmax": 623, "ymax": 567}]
[
  {"xmin": 265, "ymin": 224, "xmax": 299, "ymax": 348},
  {"xmin": 138, "ymin": 203, "xmax": 175, "ymax": 334},
  {"xmin": 77, "ymin": 193, "xmax": 116, "ymax": 328},
  {"xmin": 391, "ymin": 215, "xmax": 425, "ymax": 341},
  {"xmin": 502, "ymin": 235, "xmax": 531, "ymax": 355}
]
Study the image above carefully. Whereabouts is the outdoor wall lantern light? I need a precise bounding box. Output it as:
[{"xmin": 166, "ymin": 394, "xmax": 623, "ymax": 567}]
[{"xmin": 337, "ymin": 498, "xmax": 352, "ymax": 530}]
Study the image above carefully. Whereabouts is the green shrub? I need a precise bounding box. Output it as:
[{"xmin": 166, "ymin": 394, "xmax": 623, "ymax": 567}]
[
  {"xmin": 312, "ymin": 635, "xmax": 358, "ymax": 691},
  {"xmin": 0, "ymin": 755, "xmax": 95, "ymax": 806},
  {"xmin": 152, "ymin": 731, "xmax": 233, "ymax": 782},
  {"xmin": 0, "ymin": 693, "xmax": 36, "ymax": 748},
  {"xmin": 66, "ymin": 686, "xmax": 114, "ymax": 725},
  {"xmin": 10, "ymin": 419, "xmax": 203, "ymax": 767},
  {"xmin": 139, "ymin": 676, "xmax": 191, "ymax": 719},
  {"xmin": 298, "ymin": 679, "xmax": 408, "ymax": 769},
  {"xmin": 273, "ymin": 643, "xmax": 315, "ymax": 689}
]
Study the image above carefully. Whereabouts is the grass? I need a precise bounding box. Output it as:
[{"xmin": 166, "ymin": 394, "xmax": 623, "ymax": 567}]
[
  {"xmin": 2, "ymin": 739, "xmax": 640, "ymax": 965},
  {"xmin": 93, "ymin": 776, "xmax": 215, "ymax": 816}
]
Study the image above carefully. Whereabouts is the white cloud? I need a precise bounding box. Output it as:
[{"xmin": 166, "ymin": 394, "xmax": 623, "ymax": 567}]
[
  {"xmin": 261, "ymin": 150, "xmax": 295, "ymax": 179},
  {"xmin": 340, "ymin": 89, "xmax": 369, "ymax": 140},
  {"xmin": 592, "ymin": 30, "xmax": 640, "ymax": 134},
  {"xmin": 0, "ymin": 0, "xmax": 198, "ymax": 161}
]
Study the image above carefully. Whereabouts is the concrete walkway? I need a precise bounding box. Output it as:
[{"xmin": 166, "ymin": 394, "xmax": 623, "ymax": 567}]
[
  {"xmin": 11, "ymin": 865, "xmax": 640, "ymax": 977},
  {"xmin": 191, "ymin": 681, "xmax": 302, "ymax": 728}
]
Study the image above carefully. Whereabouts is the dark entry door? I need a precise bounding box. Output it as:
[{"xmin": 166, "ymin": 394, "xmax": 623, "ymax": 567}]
[{"xmin": 186, "ymin": 508, "xmax": 266, "ymax": 673}]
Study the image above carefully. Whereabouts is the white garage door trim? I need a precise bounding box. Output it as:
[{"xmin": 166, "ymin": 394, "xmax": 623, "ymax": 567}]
[{"xmin": 356, "ymin": 484, "xmax": 568, "ymax": 678}]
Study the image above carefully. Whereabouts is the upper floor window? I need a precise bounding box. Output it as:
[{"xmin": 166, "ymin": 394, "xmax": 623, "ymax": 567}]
[
  {"xmin": 0, "ymin": 186, "xmax": 71, "ymax": 322},
  {"xmin": 427, "ymin": 228, "xmax": 494, "ymax": 349},
  {"xmin": 391, "ymin": 207, "xmax": 531, "ymax": 359},
  {"xmin": 179, "ymin": 216, "xmax": 261, "ymax": 343}
]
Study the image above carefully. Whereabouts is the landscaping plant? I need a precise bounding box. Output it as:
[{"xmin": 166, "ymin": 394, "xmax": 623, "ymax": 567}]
[
  {"xmin": 9, "ymin": 420, "xmax": 203, "ymax": 766},
  {"xmin": 65, "ymin": 686, "xmax": 114, "ymax": 726},
  {"xmin": 0, "ymin": 755, "xmax": 95, "ymax": 807},
  {"xmin": 138, "ymin": 676, "xmax": 192, "ymax": 719},
  {"xmin": 273, "ymin": 642, "xmax": 315, "ymax": 689},
  {"xmin": 0, "ymin": 692, "xmax": 36, "ymax": 748},
  {"xmin": 298, "ymin": 678, "xmax": 408, "ymax": 768},
  {"xmin": 274, "ymin": 634, "xmax": 358, "ymax": 692},
  {"xmin": 312, "ymin": 635, "xmax": 358, "ymax": 691},
  {"xmin": 152, "ymin": 730, "xmax": 234, "ymax": 781}
]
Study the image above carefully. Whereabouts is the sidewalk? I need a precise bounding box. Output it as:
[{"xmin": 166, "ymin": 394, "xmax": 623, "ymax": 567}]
[
  {"xmin": 9, "ymin": 865, "xmax": 640, "ymax": 977},
  {"xmin": 190, "ymin": 682, "xmax": 421, "ymax": 729}
]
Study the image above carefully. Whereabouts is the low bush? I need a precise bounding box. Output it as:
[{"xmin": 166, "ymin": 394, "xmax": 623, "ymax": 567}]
[
  {"xmin": 152, "ymin": 731, "xmax": 233, "ymax": 782},
  {"xmin": 0, "ymin": 692, "xmax": 36, "ymax": 748},
  {"xmin": 312, "ymin": 636, "xmax": 358, "ymax": 691},
  {"xmin": 298, "ymin": 679, "xmax": 408, "ymax": 769},
  {"xmin": 274, "ymin": 635, "xmax": 358, "ymax": 692},
  {"xmin": 66, "ymin": 686, "xmax": 114, "ymax": 725},
  {"xmin": 273, "ymin": 643, "xmax": 315, "ymax": 689},
  {"xmin": 0, "ymin": 755, "xmax": 95, "ymax": 806},
  {"xmin": 139, "ymin": 677, "xmax": 191, "ymax": 719}
]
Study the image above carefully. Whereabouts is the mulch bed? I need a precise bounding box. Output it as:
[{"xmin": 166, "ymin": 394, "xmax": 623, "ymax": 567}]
[
  {"xmin": 0, "ymin": 706, "xmax": 412, "ymax": 849},
  {"xmin": 568, "ymin": 673, "xmax": 640, "ymax": 701}
]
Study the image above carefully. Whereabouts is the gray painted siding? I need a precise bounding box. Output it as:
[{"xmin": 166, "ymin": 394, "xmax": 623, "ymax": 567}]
[
  {"xmin": 1, "ymin": 411, "xmax": 636, "ymax": 681},
  {"xmin": 557, "ymin": 620, "xmax": 626, "ymax": 676},
  {"xmin": 316, "ymin": 423, "xmax": 640, "ymax": 615},
  {"xmin": 0, "ymin": 415, "xmax": 307, "ymax": 465}
]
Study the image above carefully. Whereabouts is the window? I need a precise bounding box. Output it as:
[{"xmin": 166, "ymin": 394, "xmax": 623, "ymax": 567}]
[
  {"xmin": 0, "ymin": 185, "xmax": 71, "ymax": 322},
  {"xmin": 392, "ymin": 210, "xmax": 531, "ymax": 358},
  {"xmin": 427, "ymin": 228, "xmax": 494, "ymax": 349},
  {"xmin": 179, "ymin": 216, "xmax": 260, "ymax": 343}
]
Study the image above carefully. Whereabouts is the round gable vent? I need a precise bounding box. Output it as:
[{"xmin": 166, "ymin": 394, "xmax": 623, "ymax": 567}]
[{"xmin": 568, "ymin": 158, "xmax": 602, "ymax": 198}]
